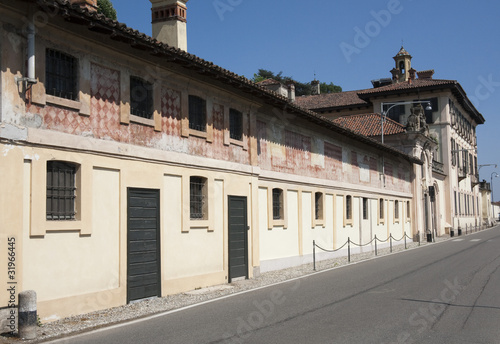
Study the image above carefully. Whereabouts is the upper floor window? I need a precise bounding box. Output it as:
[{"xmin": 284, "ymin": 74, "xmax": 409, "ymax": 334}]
[
  {"xmin": 229, "ymin": 108, "xmax": 243, "ymax": 141},
  {"xmin": 130, "ymin": 76, "xmax": 153, "ymax": 119},
  {"xmin": 190, "ymin": 176, "xmax": 207, "ymax": 220},
  {"xmin": 189, "ymin": 95, "xmax": 207, "ymax": 132},
  {"xmin": 46, "ymin": 49, "xmax": 78, "ymax": 100},
  {"xmin": 272, "ymin": 188, "xmax": 283, "ymax": 220},
  {"xmin": 46, "ymin": 161, "xmax": 78, "ymax": 220}
]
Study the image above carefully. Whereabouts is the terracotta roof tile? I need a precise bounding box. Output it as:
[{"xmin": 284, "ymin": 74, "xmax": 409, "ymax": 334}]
[
  {"xmin": 257, "ymin": 78, "xmax": 281, "ymax": 86},
  {"xmin": 295, "ymin": 90, "xmax": 369, "ymax": 110},
  {"xmin": 332, "ymin": 113, "xmax": 405, "ymax": 137},
  {"xmin": 358, "ymin": 79, "xmax": 457, "ymax": 95}
]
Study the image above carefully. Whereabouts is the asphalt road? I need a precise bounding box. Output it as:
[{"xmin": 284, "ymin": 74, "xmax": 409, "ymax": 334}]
[{"xmin": 51, "ymin": 226, "xmax": 500, "ymax": 344}]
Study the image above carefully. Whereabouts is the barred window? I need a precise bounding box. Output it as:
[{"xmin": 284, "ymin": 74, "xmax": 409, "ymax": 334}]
[
  {"xmin": 395, "ymin": 200, "xmax": 399, "ymax": 219},
  {"xmin": 362, "ymin": 198, "xmax": 368, "ymax": 220},
  {"xmin": 406, "ymin": 201, "xmax": 411, "ymax": 219},
  {"xmin": 46, "ymin": 161, "xmax": 77, "ymax": 220},
  {"xmin": 272, "ymin": 188, "xmax": 283, "ymax": 220},
  {"xmin": 189, "ymin": 95, "xmax": 207, "ymax": 132},
  {"xmin": 346, "ymin": 195, "xmax": 352, "ymax": 220},
  {"xmin": 130, "ymin": 76, "xmax": 153, "ymax": 119},
  {"xmin": 229, "ymin": 108, "xmax": 243, "ymax": 141},
  {"xmin": 190, "ymin": 177, "xmax": 207, "ymax": 220},
  {"xmin": 379, "ymin": 198, "xmax": 385, "ymax": 220},
  {"xmin": 315, "ymin": 192, "xmax": 323, "ymax": 220},
  {"xmin": 46, "ymin": 49, "xmax": 78, "ymax": 100}
]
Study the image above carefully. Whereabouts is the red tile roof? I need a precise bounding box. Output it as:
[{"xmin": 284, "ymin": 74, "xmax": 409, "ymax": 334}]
[
  {"xmin": 357, "ymin": 78, "xmax": 457, "ymax": 96},
  {"xmin": 333, "ymin": 113, "xmax": 405, "ymax": 137},
  {"xmin": 257, "ymin": 78, "xmax": 281, "ymax": 86},
  {"xmin": 294, "ymin": 90, "xmax": 369, "ymax": 110}
]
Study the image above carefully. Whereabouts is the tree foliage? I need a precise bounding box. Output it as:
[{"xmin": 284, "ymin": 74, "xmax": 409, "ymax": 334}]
[
  {"xmin": 251, "ymin": 69, "xmax": 342, "ymax": 96},
  {"xmin": 97, "ymin": 0, "xmax": 117, "ymax": 20}
]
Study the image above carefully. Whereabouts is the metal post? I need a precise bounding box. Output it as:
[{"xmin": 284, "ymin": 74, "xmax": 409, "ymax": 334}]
[
  {"xmin": 404, "ymin": 234, "xmax": 407, "ymax": 249},
  {"xmin": 19, "ymin": 290, "xmax": 37, "ymax": 340},
  {"xmin": 375, "ymin": 235, "xmax": 377, "ymax": 256},
  {"xmin": 313, "ymin": 240, "xmax": 316, "ymax": 271},
  {"xmin": 348, "ymin": 237, "xmax": 351, "ymax": 263},
  {"xmin": 390, "ymin": 235, "xmax": 393, "ymax": 253}
]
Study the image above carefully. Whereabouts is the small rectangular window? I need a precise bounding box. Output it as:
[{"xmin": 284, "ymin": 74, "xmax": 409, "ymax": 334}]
[
  {"xmin": 130, "ymin": 76, "xmax": 153, "ymax": 119},
  {"xmin": 362, "ymin": 198, "xmax": 368, "ymax": 220},
  {"xmin": 406, "ymin": 201, "xmax": 411, "ymax": 219},
  {"xmin": 395, "ymin": 200, "xmax": 399, "ymax": 219},
  {"xmin": 379, "ymin": 198, "xmax": 384, "ymax": 220},
  {"xmin": 315, "ymin": 192, "xmax": 323, "ymax": 220},
  {"xmin": 346, "ymin": 195, "xmax": 352, "ymax": 220},
  {"xmin": 229, "ymin": 109, "xmax": 243, "ymax": 141},
  {"xmin": 189, "ymin": 95, "xmax": 207, "ymax": 132},
  {"xmin": 46, "ymin": 49, "xmax": 78, "ymax": 100},
  {"xmin": 190, "ymin": 176, "xmax": 207, "ymax": 220},
  {"xmin": 272, "ymin": 188, "xmax": 283, "ymax": 220},
  {"xmin": 46, "ymin": 161, "xmax": 77, "ymax": 220}
]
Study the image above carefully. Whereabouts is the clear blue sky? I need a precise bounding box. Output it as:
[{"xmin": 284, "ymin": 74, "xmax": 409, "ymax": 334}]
[{"xmin": 114, "ymin": 0, "xmax": 500, "ymax": 200}]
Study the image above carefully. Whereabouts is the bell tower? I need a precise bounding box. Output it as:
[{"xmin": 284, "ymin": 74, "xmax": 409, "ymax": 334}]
[
  {"xmin": 150, "ymin": 0, "xmax": 188, "ymax": 51},
  {"xmin": 391, "ymin": 46, "xmax": 413, "ymax": 83}
]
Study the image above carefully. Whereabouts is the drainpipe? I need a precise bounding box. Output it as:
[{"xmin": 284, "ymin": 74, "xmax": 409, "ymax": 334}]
[{"xmin": 27, "ymin": 19, "xmax": 36, "ymax": 83}]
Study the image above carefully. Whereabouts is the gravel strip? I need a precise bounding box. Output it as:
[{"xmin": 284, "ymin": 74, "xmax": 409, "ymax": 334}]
[{"xmin": 0, "ymin": 232, "xmax": 472, "ymax": 343}]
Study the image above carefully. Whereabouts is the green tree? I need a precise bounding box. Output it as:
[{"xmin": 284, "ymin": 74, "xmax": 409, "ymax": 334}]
[
  {"xmin": 251, "ymin": 69, "xmax": 341, "ymax": 96},
  {"xmin": 97, "ymin": 0, "xmax": 117, "ymax": 20}
]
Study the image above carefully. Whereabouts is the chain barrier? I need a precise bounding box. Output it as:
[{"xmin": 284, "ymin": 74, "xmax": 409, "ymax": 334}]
[{"xmin": 313, "ymin": 233, "xmax": 412, "ymax": 270}]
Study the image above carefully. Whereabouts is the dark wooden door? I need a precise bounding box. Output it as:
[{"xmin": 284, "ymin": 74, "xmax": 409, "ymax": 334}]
[
  {"xmin": 127, "ymin": 188, "xmax": 161, "ymax": 303},
  {"xmin": 228, "ymin": 196, "xmax": 248, "ymax": 282}
]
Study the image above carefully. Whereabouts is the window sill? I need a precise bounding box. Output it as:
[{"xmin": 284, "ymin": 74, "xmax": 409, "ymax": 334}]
[
  {"xmin": 188, "ymin": 219, "xmax": 212, "ymax": 232},
  {"xmin": 269, "ymin": 218, "xmax": 286, "ymax": 229},
  {"xmin": 229, "ymin": 138, "xmax": 244, "ymax": 147},
  {"xmin": 189, "ymin": 128, "xmax": 208, "ymax": 139},
  {"xmin": 46, "ymin": 95, "xmax": 82, "ymax": 113},
  {"xmin": 130, "ymin": 114, "xmax": 155, "ymax": 127},
  {"xmin": 45, "ymin": 219, "xmax": 82, "ymax": 232}
]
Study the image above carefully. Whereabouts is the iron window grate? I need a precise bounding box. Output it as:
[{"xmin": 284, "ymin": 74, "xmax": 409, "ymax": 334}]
[
  {"xmin": 190, "ymin": 177, "xmax": 206, "ymax": 219},
  {"xmin": 46, "ymin": 49, "xmax": 78, "ymax": 101},
  {"xmin": 46, "ymin": 161, "xmax": 76, "ymax": 220},
  {"xmin": 229, "ymin": 109, "xmax": 243, "ymax": 141},
  {"xmin": 272, "ymin": 188, "xmax": 282, "ymax": 220},
  {"xmin": 130, "ymin": 76, "xmax": 154, "ymax": 119},
  {"xmin": 188, "ymin": 95, "xmax": 207, "ymax": 132}
]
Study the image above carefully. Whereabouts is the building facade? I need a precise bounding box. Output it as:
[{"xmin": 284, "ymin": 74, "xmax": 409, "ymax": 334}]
[
  {"xmin": 296, "ymin": 47, "xmax": 485, "ymax": 237},
  {"xmin": 0, "ymin": 0, "xmax": 423, "ymax": 321}
]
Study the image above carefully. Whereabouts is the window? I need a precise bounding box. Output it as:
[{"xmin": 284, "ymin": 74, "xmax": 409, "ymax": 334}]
[
  {"xmin": 379, "ymin": 198, "xmax": 385, "ymax": 220},
  {"xmin": 362, "ymin": 198, "xmax": 368, "ymax": 220},
  {"xmin": 454, "ymin": 191, "xmax": 458, "ymax": 215},
  {"xmin": 46, "ymin": 161, "xmax": 77, "ymax": 220},
  {"xmin": 394, "ymin": 200, "xmax": 399, "ymax": 219},
  {"xmin": 130, "ymin": 76, "xmax": 153, "ymax": 119},
  {"xmin": 315, "ymin": 192, "xmax": 323, "ymax": 220},
  {"xmin": 346, "ymin": 195, "xmax": 352, "ymax": 220},
  {"xmin": 451, "ymin": 139, "xmax": 456, "ymax": 166},
  {"xmin": 229, "ymin": 108, "xmax": 243, "ymax": 141},
  {"xmin": 46, "ymin": 49, "xmax": 78, "ymax": 100},
  {"xmin": 190, "ymin": 176, "xmax": 207, "ymax": 220},
  {"xmin": 272, "ymin": 188, "xmax": 283, "ymax": 220},
  {"xmin": 406, "ymin": 201, "xmax": 411, "ymax": 220},
  {"xmin": 189, "ymin": 95, "xmax": 207, "ymax": 132},
  {"xmin": 383, "ymin": 102, "xmax": 405, "ymax": 122}
]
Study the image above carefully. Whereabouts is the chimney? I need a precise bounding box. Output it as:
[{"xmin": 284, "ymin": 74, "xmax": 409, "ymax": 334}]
[
  {"xmin": 286, "ymin": 81, "xmax": 295, "ymax": 103},
  {"xmin": 150, "ymin": 0, "xmax": 188, "ymax": 51},
  {"xmin": 311, "ymin": 79, "xmax": 320, "ymax": 95},
  {"xmin": 69, "ymin": 0, "xmax": 97, "ymax": 12},
  {"xmin": 417, "ymin": 70, "xmax": 435, "ymax": 80}
]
